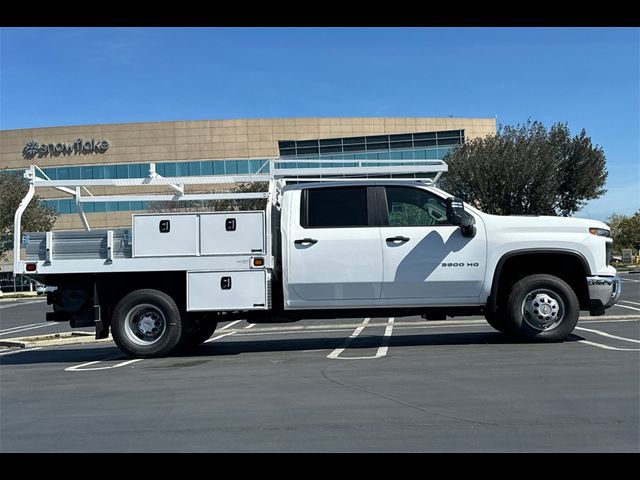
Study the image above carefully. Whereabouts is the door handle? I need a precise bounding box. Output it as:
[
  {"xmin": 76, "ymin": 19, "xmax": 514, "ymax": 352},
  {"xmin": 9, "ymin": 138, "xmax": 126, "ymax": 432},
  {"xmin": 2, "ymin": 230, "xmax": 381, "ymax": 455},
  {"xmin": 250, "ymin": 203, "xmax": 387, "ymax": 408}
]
[
  {"xmin": 294, "ymin": 238, "xmax": 318, "ymax": 245},
  {"xmin": 386, "ymin": 236, "xmax": 410, "ymax": 243}
]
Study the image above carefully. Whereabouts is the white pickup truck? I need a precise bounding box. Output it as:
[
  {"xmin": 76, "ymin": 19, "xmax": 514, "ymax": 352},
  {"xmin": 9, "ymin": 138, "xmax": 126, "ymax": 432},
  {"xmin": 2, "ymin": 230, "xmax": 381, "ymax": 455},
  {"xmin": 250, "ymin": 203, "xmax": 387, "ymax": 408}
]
[{"xmin": 14, "ymin": 159, "xmax": 620, "ymax": 357}]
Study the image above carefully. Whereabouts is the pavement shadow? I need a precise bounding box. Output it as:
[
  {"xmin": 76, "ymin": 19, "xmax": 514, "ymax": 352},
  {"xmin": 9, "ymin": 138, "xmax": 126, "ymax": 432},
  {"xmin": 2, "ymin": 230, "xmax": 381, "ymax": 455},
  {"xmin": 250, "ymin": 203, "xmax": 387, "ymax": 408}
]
[
  {"xmin": 0, "ymin": 332, "xmax": 581, "ymax": 365},
  {"xmin": 184, "ymin": 331, "xmax": 580, "ymax": 358},
  {"xmin": 0, "ymin": 344, "xmax": 122, "ymax": 365}
]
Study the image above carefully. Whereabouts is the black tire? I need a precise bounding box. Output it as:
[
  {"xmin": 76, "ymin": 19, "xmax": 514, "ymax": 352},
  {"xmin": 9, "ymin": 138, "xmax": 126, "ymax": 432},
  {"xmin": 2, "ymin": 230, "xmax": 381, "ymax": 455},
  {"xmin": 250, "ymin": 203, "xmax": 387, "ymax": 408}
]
[
  {"xmin": 504, "ymin": 274, "xmax": 579, "ymax": 342},
  {"xmin": 484, "ymin": 310, "xmax": 509, "ymax": 334},
  {"xmin": 111, "ymin": 289, "xmax": 184, "ymax": 358},
  {"xmin": 181, "ymin": 320, "xmax": 218, "ymax": 350}
]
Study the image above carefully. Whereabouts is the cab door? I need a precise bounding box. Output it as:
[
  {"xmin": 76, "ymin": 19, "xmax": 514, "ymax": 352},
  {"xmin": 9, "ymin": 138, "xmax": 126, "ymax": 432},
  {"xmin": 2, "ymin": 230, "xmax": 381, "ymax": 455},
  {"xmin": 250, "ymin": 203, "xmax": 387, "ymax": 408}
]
[
  {"xmin": 283, "ymin": 185, "xmax": 383, "ymax": 308},
  {"xmin": 378, "ymin": 185, "xmax": 487, "ymax": 304}
]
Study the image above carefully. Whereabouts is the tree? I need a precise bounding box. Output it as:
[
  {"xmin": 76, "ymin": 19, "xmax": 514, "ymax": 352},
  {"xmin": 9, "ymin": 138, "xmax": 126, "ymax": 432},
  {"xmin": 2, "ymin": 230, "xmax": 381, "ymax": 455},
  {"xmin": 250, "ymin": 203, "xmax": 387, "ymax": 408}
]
[
  {"xmin": 607, "ymin": 210, "xmax": 640, "ymax": 254},
  {"xmin": 148, "ymin": 182, "xmax": 268, "ymax": 213},
  {"xmin": 0, "ymin": 169, "xmax": 58, "ymax": 261},
  {"xmin": 440, "ymin": 120, "xmax": 607, "ymax": 216}
]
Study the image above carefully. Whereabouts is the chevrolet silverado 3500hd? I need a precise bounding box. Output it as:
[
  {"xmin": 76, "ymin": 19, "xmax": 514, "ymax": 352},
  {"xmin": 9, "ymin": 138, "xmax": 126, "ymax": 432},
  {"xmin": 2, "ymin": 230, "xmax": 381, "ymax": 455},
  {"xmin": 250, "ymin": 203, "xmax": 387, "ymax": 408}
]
[{"xmin": 13, "ymin": 159, "xmax": 620, "ymax": 357}]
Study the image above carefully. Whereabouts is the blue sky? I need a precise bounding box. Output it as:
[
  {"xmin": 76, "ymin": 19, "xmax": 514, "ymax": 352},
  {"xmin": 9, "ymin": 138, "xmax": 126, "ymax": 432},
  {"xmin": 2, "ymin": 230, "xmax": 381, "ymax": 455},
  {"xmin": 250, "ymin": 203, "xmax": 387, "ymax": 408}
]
[{"xmin": 1, "ymin": 27, "xmax": 638, "ymax": 220}]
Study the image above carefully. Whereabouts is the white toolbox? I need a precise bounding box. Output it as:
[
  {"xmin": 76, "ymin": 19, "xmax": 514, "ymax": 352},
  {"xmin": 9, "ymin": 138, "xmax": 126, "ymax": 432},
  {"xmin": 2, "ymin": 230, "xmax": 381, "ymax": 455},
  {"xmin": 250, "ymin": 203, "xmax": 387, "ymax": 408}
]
[
  {"xmin": 187, "ymin": 270, "xmax": 268, "ymax": 311},
  {"xmin": 132, "ymin": 211, "xmax": 265, "ymax": 257},
  {"xmin": 133, "ymin": 214, "xmax": 198, "ymax": 257},
  {"xmin": 200, "ymin": 211, "xmax": 265, "ymax": 255}
]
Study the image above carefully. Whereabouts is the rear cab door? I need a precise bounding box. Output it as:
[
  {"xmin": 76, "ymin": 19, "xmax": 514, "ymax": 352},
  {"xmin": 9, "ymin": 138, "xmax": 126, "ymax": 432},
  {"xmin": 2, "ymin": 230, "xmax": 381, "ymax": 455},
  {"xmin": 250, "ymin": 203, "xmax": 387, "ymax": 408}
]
[{"xmin": 282, "ymin": 184, "xmax": 383, "ymax": 309}]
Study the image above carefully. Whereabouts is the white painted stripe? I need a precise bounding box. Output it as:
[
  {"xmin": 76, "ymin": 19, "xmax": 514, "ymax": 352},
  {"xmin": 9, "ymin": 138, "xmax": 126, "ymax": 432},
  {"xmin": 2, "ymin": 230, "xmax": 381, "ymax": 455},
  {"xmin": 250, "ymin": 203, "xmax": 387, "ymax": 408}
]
[
  {"xmin": 204, "ymin": 331, "xmax": 236, "ymax": 343},
  {"xmin": 331, "ymin": 318, "xmax": 396, "ymax": 360},
  {"xmin": 218, "ymin": 320, "xmax": 241, "ymax": 331},
  {"xmin": 0, "ymin": 347, "xmax": 42, "ymax": 356},
  {"xmin": 575, "ymin": 326, "xmax": 640, "ymax": 344},
  {"xmin": 207, "ymin": 317, "xmax": 640, "ymax": 338},
  {"xmin": 620, "ymin": 277, "xmax": 640, "ymax": 283},
  {"xmin": 615, "ymin": 304, "xmax": 640, "ymax": 312},
  {"xmin": 0, "ymin": 300, "xmax": 47, "ymax": 309},
  {"xmin": 376, "ymin": 317, "xmax": 395, "ymax": 357},
  {"xmin": 576, "ymin": 339, "xmax": 640, "ymax": 352},
  {"xmin": 327, "ymin": 318, "xmax": 370, "ymax": 359},
  {"xmin": 65, "ymin": 359, "xmax": 143, "ymax": 372},
  {"xmin": 334, "ymin": 318, "xmax": 396, "ymax": 360},
  {"xmin": 581, "ymin": 318, "xmax": 640, "ymax": 324},
  {"xmin": 244, "ymin": 323, "xmax": 256, "ymax": 329},
  {"xmin": 0, "ymin": 322, "xmax": 47, "ymax": 333},
  {"xmin": 237, "ymin": 328, "xmax": 356, "ymax": 337},
  {"xmin": 0, "ymin": 323, "xmax": 55, "ymax": 337},
  {"xmin": 65, "ymin": 360, "xmax": 101, "ymax": 370},
  {"xmin": 619, "ymin": 300, "xmax": 640, "ymax": 306}
]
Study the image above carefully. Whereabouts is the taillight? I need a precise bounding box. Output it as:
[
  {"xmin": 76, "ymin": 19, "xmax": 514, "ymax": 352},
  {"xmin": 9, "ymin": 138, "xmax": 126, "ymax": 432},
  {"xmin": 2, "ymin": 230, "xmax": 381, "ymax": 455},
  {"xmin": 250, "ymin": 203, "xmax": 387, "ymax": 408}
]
[{"xmin": 26, "ymin": 263, "xmax": 37, "ymax": 272}]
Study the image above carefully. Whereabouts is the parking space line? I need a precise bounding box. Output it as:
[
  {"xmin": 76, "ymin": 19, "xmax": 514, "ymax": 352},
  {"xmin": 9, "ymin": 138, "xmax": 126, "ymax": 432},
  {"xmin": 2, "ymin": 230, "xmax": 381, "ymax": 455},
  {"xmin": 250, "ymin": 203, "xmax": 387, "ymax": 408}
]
[
  {"xmin": 374, "ymin": 317, "xmax": 395, "ymax": 358},
  {"xmin": 581, "ymin": 317, "xmax": 640, "ymax": 324},
  {"xmin": 204, "ymin": 331, "xmax": 236, "ymax": 343},
  {"xmin": 328, "ymin": 318, "xmax": 396, "ymax": 360},
  {"xmin": 219, "ymin": 320, "xmax": 241, "ymax": 331},
  {"xmin": 0, "ymin": 300, "xmax": 47, "ymax": 309},
  {"xmin": 0, "ymin": 322, "xmax": 47, "ymax": 334},
  {"xmin": 575, "ymin": 339, "xmax": 640, "ymax": 352},
  {"xmin": 244, "ymin": 323, "xmax": 256, "ymax": 329},
  {"xmin": 327, "ymin": 318, "xmax": 370, "ymax": 359},
  {"xmin": 65, "ymin": 359, "xmax": 143, "ymax": 372},
  {"xmin": 619, "ymin": 300, "xmax": 640, "ymax": 306},
  {"xmin": 237, "ymin": 328, "xmax": 356, "ymax": 337},
  {"xmin": 0, "ymin": 347, "xmax": 42, "ymax": 356},
  {"xmin": 0, "ymin": 323, "xmax": 54, "ymax": 337},
  {"xmin": 575, "ymin": 326, "xmax": 640, "ymax": 344},
  {"xmin": 615, "ymin": 304, "xmax": 640, "ymax": 312}
]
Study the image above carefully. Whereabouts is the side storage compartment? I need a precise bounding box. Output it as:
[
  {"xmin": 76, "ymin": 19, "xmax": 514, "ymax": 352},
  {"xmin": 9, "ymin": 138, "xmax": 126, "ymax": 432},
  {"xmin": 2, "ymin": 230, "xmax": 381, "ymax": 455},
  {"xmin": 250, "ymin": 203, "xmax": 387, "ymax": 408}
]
[
  {"xmin": 200, "ymin": 211, "xmax": 265, "ymax": 255},
  {"xmin": 187, "ymin": 270, "xmax": 269, "ymax": 311},
  {"xmin": 133, "ymin": 214, "xmax": 199, "ymax": 257}
]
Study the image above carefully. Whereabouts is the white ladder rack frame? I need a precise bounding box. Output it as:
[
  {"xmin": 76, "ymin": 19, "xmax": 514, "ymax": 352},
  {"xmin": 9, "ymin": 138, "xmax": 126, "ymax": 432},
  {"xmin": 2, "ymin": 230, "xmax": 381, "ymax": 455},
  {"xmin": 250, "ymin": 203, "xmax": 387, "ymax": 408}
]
[{"xmin": 13, "ymin": 157, "xmax": 447, "ymax": 273}]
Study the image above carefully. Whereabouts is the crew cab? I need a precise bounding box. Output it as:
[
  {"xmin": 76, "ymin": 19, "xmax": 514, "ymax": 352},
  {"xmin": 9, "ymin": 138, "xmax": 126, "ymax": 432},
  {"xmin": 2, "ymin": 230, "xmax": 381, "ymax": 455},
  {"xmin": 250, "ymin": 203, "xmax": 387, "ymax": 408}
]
[{"xmin": 13, "ymin": 159, "xmax": 620, "ymax": 357}]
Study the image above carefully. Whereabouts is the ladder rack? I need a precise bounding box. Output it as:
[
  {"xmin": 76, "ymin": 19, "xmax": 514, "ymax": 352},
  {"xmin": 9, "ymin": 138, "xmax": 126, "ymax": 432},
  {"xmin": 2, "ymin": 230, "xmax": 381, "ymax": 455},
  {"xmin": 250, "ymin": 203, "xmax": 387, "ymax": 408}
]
[{"xmin": 14, "ymin": 157, "xmax": 447, "ymax": 271}]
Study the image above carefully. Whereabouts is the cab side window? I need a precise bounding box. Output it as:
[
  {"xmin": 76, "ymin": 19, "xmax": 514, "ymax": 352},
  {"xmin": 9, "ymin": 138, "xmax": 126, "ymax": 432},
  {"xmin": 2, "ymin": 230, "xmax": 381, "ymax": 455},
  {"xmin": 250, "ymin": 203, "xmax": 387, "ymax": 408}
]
[
  {"xmin": 302, "ymin": 187, "xmax": 368, "ymax": 228},
  {"xmin": 384, "ymin": 186, "xmax": 449, "ymax": 226}
]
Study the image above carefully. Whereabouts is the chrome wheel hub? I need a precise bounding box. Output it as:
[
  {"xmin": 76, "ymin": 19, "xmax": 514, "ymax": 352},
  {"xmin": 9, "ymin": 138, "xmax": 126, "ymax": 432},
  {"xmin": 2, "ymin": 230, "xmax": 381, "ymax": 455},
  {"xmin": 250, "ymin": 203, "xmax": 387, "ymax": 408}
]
[
  {"xmin": 522, "ymin": 290, "xmax": 564, "ymax": 331},
  {"xmin": 124, "ymin": 304, "xmax": 167, "ymax": 346}
]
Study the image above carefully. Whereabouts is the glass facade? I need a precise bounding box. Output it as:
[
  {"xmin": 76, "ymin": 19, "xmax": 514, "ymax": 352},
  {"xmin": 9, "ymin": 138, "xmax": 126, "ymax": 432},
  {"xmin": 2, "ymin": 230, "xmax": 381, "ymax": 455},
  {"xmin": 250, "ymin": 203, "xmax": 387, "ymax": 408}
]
[
  {"xmin": 37, "ymin": 158, "xmax": 270, "ymax": 182},
  {"xmin": 278, "ymin": 130, "xmax": 464, "ymax": 157}
]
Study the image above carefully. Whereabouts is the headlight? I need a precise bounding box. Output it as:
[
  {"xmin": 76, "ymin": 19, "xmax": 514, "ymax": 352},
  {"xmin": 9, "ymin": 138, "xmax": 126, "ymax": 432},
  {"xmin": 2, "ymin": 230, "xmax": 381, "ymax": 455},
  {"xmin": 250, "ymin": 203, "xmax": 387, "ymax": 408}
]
[{"xmin": 589, "ymin": 227, "xmax": 610, "ymax": 237}]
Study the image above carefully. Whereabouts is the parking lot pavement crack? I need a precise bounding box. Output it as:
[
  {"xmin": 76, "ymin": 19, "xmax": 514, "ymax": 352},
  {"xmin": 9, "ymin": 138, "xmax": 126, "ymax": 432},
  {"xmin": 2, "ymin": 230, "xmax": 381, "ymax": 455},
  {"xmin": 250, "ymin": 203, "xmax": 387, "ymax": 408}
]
[{"xmin": 320, "ymin": 366, "xmax": 497, "ymax": 426}]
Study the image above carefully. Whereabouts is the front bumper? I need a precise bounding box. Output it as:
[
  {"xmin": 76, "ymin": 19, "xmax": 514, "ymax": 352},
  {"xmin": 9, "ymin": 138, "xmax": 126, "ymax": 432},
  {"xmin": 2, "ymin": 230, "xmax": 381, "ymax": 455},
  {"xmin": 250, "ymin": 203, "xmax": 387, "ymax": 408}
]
[{"xmin": 587, "ymin": 275, "xmax": 621, "ymax": 315}]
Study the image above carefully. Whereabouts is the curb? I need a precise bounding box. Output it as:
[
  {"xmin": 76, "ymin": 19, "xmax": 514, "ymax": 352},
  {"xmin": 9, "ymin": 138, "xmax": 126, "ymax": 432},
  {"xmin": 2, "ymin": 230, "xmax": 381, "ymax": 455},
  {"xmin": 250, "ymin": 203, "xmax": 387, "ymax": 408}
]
[{"xmin": 0, "ymin": 332, "xmax": 112, "ymax": 349}]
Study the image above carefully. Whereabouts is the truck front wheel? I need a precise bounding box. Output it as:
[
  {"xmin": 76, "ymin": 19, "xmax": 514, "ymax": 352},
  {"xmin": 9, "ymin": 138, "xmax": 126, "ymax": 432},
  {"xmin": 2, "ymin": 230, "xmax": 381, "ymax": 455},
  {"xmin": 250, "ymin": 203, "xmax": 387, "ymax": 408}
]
[
  {"xmin": 111, "ymin": 289, "xmax": 184, "ymax": 358},
  {"xmin": 505, "ymin": 274, "xmax": 579, "ymax": 342}
]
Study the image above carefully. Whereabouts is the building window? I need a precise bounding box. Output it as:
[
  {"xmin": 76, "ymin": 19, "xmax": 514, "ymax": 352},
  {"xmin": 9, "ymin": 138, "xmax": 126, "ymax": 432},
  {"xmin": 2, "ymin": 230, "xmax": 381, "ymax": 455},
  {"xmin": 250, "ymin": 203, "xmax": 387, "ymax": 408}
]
[{"xmin": 278, "ymin": 129, "xmax": 464, "ymax": 159}]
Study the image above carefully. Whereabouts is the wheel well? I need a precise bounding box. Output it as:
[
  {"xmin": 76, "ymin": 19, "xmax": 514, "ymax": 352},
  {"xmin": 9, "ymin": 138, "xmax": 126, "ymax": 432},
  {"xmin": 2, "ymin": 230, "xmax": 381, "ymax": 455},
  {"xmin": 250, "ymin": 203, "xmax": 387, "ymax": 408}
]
[
  {"xmin": 95, "ymin": 271, "xmax": 186, "ymax": 326},
  {"xmin": 492, "ymin": 252, "xmax": 590, "ymax": 311}
]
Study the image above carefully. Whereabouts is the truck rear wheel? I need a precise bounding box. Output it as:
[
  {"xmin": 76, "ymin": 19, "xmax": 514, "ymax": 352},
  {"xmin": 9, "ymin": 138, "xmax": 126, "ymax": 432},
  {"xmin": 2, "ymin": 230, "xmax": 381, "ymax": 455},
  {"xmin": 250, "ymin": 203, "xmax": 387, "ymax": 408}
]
[
  {"xmin": 505, "ymin": 274, "xmax": 579, "ymax": 342},
  {"xmin": 111, "ymin": 289, "xmax": 184, "ymax": 358}
]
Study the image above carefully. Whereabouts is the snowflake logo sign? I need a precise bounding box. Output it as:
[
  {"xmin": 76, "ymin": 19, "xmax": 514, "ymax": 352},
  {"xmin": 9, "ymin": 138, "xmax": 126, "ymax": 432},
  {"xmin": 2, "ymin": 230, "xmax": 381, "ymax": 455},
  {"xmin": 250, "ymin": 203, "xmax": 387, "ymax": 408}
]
[{"xmin": 23, "ymin": 140, "xmax": 40, "ymax": 157}]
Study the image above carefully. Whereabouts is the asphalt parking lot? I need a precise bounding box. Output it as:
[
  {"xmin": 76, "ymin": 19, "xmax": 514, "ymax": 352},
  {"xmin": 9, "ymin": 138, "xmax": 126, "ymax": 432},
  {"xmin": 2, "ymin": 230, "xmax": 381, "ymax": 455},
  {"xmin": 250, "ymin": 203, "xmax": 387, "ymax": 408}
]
[{"xmin": 1, "ymin": 273, "xmax": 638, "ymax": 452}]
